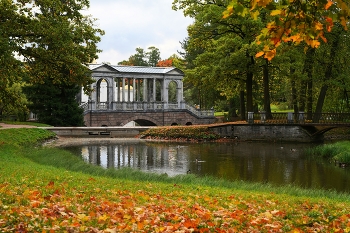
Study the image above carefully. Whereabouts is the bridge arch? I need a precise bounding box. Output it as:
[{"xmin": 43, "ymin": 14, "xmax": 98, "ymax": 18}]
[{"xmin": 122, "ymin": 115, "xmax": 160, "ymax": 126}]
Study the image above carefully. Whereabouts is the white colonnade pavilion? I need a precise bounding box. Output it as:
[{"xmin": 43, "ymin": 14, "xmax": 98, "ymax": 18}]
[{"xmin": 80, "ymin": 64, "xmax": 186, "ymax": 111}]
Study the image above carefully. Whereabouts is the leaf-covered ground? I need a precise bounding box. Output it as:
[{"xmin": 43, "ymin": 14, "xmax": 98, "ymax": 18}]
[
  {"xmin": 2, "ymin": 161, "xmax": 350, "ymax": 232},
  {"xmin": 1, "ymin": 128, "xmax": 350, "ymax": 232}
]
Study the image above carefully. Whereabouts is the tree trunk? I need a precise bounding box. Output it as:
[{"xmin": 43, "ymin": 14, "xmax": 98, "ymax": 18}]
[
  {"xmin": 290, "ymin": 61, "xmax": 298, "ymax": 115},
  {"xmin": 307, "ymin": 80, "xmax": 313, "ymax": 120},
  {"xmin": 299, "ymin": 80, "xmax": 307, "ymax": 112},
  {"xmin": 313, "ymin": 85, "xmax": 328, "ymax": 122},
  {"xmin": 313, "ymin": 30, "xmax": 340, "ymax": 122},
  {"xmin": 229, "ymin": 97, "xmax": 238, "ymax": 117},
  {"xmin": 302, "ymin": 48, "xmax": 315, "ymax": 120},
  {"xmin": 246, "ymin": 55, "xmax": 254, "ymax": 114},
  {"xmin": 262, "ymin": 59, "xmax": 272, "ymax": 119},
  {"xmin": 240, "ymin": 90, "xmax": 246, "ymax": 120},
  {"xmin": 246, "ymin": 71, "xmax": 253, "ymax": 113}
]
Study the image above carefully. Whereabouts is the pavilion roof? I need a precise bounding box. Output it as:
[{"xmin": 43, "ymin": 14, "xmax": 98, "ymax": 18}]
[{"xmin": 89, "ymin": 64, "xmax": 183, "ymax": 75}]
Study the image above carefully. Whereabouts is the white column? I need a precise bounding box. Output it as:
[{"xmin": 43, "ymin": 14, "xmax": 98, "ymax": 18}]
[
  {"xmin": 116, "ymin": 78, "xmax": 120, "ymax": 102},
  {"xmin": 163, "ymin": 79, "xmax": 169, "ymax": 109},
  {"xmin": 178, "ymin": 79, "xmax": 184, "ymax": 108},
  {"xmin": 122, "ymin": 78, "xmax": 126, "ymax": 102},
  {"xmin": 133, "ymin": 78, "xmax": 136, "ymax": 102},
  {"xmin": 108, "ymin": 78, "xmax": 114, "ymax": 109},
  {"xmin": 152, "ymin": 78, "xmax": 156, "ymax": 101},
  {"xmin": 143, "ymin": 78, "xmax": 147, "ymax": 102},
  {"xmin": 128, "ymin": 79, "xmax": 131, "ymax": 102},
  {"xmin": 137, "ymin": 78, "xmax": 141, "ymax": 101}
]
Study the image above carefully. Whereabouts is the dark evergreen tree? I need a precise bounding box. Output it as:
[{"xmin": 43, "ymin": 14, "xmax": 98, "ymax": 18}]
[{"xmin": 24, "ymin": 78, "xmax": 84, "ymax": 126}]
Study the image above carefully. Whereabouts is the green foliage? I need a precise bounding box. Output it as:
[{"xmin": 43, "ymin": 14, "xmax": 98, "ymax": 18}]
[
  {"xmin": 24, "ymin": 80, "xmax": 84, "ymax": 126},
  {"xmin": 140, "ymin": 126, "xmax": 220, "ymax": 140},
  {"xmin": 118, "ymin": 47, "xmax": 161, "ymax": 67},
  {"xmin": 305, "ymin": 141, "xmax": 350, "ymax": 163},
  {"xmin": 0, "ymin": 82, "xmax": 29, "ymax": 121},
  {"xmin": 0, "ymin": 0, "xmax": 103, "ymax": 124},
  {"xmin": 174, "ymin": 0, "xmax": 350, "ymax": 117}
]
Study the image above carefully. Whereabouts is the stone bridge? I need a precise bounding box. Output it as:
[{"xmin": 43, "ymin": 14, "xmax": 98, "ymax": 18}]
[
  {"xmin": 209, "ymin": 112, "xmax": 350, "ymax": 142},
  {"xmin": 84, "ymin": 108, "xmax": 215, "ymax": 126}
]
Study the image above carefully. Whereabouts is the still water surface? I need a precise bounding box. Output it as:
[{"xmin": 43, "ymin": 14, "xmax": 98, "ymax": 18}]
[{"xmin": 64, "ymin": 141, "xmax": 350, "ymax": 193}]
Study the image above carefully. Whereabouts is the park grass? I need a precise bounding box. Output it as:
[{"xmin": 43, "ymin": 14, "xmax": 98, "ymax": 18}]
[
  {"xmin": 214, "ymin": 111, "xmax": 227, "ymax": 117},
  {"xmin": 2, "ymin": 128, "xmax": 350, "ymax": 231},
  {"xmin": 0, "ymin": 120, "xmax": 51, "ymax": 127},
  {"xmin": 305, "ymin": 141, "xmax": 350, "ymax": 164},
  {"xmin": 213, "ymin": 105, "xmax": 293, "ymax": 118}
]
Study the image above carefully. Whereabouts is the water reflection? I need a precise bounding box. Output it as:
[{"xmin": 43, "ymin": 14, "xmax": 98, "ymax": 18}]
[
  {"xmin": 64, "ymin": 141, "xmax": 350, "ymax": 193},
  {"xmin": 76, "ymin": 142, "xmax": 191, "ymax": 176}
]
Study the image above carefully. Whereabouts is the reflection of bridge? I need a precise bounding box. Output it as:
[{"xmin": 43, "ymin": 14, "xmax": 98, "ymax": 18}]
[{"xmin": 79, "ymin": 64, "xmax": 215, "ymax": 126}]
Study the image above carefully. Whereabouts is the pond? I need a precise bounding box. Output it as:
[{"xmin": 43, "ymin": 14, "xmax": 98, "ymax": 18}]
[{"xmin": 64, "ymin": 140, "xmax": 350, "ymax": 193}]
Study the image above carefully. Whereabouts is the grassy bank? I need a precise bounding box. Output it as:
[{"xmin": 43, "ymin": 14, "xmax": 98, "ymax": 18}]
[
  {"xmin": 0, "ymin": 121, "xmax": 51, "ymax": 127},
  {"xmin": 139, "ymin": 126, "xmax": 220, "ymax": 141},
  {"xmin": 305, "ymin": 141, "xmax": 350, "ymax": 165},
  {"xmin": 1, "ymin": 129, "xmax": 350, "ymax": 232}
]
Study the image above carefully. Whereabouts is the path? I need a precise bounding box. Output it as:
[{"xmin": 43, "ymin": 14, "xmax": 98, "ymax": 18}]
[{"xmin": 0, "ymin": 123, "xmax": 37, "ymax": 129}]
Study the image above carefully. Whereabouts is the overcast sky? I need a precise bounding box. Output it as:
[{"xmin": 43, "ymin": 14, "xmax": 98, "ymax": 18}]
[{"xmin": 85, "ymin": 0, "xmax": 193, "ymax": 65}]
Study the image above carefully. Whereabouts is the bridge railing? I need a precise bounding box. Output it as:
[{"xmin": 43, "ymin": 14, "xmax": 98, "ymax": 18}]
[
  {"xmin": 79, "ymin": 102, "xmax": 89, "ymax": 113},
  {"xmin": 80, "ymin": 101, "xmax": 215, "ymax": 118},
  {"xmin": 247, "ymin": 112, "xmax": 350, "ymax": 124},
  {"xmin": 185, "ymin": 104, "xmax": 215, "ymax": 117}
]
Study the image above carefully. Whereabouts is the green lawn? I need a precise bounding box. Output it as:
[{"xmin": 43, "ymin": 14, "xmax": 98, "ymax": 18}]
[
  {"xmin": 0, "ymin": 121, "xmax": 51, "ymax": 127},
  {"xmin": 1, "ymin": 128, "xmax": 350, "ymax": 232}
]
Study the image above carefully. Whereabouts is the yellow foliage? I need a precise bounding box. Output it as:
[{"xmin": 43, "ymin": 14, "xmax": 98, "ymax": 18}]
[
  {"xmin": 340, "ymin": 17, "xmax": 348, "ymax": 30},
  {"xmin": 325, "ymin": 0, "xmax": 333, "ymax": 10},
  {"xmin": 270, "ymin": 9, "xmax": 282, "ymax": 16},
  {"xmin": 222, "ymin": 5, "xmax": 234, "ymax": 19},
  {"xmin": 257, "ymin": 0, "xmax": 272, "ymax": 7},
  {"xmin": 314, "ymin": 21, "xmax": 323, "ymax": 31},
  {"xmin": 250, "ymin": 10, "xmax": 260, "ymax": 20},
  {"xmin": 264, "ymin": 49, "xmax": 276, "ymax": 61},
  {"xmin": 306, "ymin": 39, "xmax": 321, "ymax": 48},
  {"xmin": 255, "ymin": 51, "xmax": 265, "ymax": 58}
]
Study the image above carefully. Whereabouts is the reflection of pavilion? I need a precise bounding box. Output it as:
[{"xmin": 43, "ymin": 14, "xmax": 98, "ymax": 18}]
[
  {"xmin": 78, "ymin": 64, "xmax": 215, "ymax": 126},
  {"xmin": 81, "ymin": 143, "xmax": 190, "ymax": 176}
]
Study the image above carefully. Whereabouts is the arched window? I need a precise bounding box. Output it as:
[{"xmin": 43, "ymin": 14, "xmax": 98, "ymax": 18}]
[
  {"xmin": 168, "ymin": 81, "xmax": 178, "ymax": 103},
  {"xmin": 97, "ymin": 79, "xmax": 108, "ymax": 103}
]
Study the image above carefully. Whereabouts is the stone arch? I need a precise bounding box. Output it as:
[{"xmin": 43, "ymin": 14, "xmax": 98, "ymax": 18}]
[
  {"xmin": 122, "ymin": 115, "xmax": 159, "ymax": 126},
  {"xmin": 100, "ymin": 122, "xmax": 109, "ymax": 127}
]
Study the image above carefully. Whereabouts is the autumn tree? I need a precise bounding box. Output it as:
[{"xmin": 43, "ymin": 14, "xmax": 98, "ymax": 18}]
[
  {"xmin": 224, "ymin": 0, "xmax": 350, "ymax": 60},
  {"xmin": 156, "ymin": 54, "xmax": 185, "ymax": 69},
  {"xmin": 157, "ymin": 59, "xmax": 173, "ymax": 67}
]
